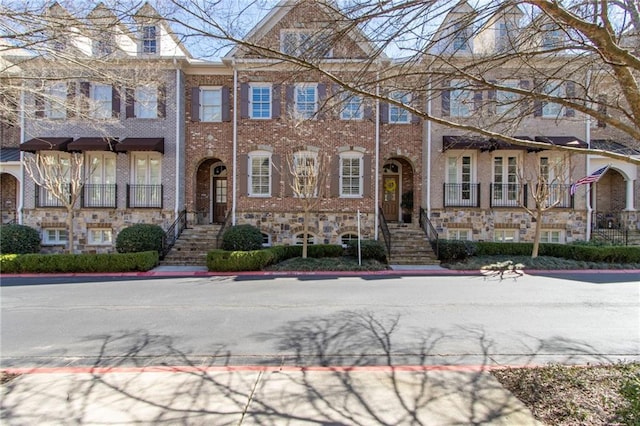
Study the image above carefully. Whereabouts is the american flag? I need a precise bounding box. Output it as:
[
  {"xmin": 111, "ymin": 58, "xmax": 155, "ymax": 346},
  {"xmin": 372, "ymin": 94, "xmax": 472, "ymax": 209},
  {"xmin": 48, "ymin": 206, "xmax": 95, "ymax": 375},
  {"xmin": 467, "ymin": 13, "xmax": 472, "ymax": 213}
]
[{"xmin": 570, "ymin": 165, "xmax": 610, "ymax": 196}]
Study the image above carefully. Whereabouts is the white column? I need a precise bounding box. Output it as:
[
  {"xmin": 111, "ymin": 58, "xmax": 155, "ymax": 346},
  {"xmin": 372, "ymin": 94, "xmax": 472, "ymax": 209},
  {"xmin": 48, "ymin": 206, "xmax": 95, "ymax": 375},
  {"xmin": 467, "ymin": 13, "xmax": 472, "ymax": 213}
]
[{"xmin": 625, "ymin": 179, "xmax": 635, "ymax": 211}]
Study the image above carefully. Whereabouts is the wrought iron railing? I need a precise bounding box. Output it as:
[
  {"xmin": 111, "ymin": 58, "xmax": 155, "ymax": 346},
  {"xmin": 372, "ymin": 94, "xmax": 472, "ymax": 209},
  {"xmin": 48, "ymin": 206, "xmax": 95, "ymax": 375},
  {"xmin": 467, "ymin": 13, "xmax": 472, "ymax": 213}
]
[
  {"xmin": 82, "ymin": 184, "xmax": 117, "ymax": 208},
  {"xmin": 127, "ymin": 184, "xmax": 163, "ymax": 208},
  {"xmin": 592, "ymin": 211, "xmax": 628, "ymax": 245},
  {"xmin": 536, "ymin": 184, "xmax": 574, "ymax": 209},
  {"xmin": 419, "ymin": 207, "xmax": 439, "ymax": 258},
  {"xmin": 490, "ymin": 183, "xmax": 527, "ymax": 207},
  {"xmin": 35, "ymin": 184, "xmax": 69, "ymax": 207},
  {"xmin": 160, "ymin": 209, "xmax": 187, "ymax": 259},
  {"xmin": 443, "ymin": 183, "xmax": 480, "ymax": 207},
  {"xmin": 378, "ymin": 206, "xmax": 391, "ymax": 258}
]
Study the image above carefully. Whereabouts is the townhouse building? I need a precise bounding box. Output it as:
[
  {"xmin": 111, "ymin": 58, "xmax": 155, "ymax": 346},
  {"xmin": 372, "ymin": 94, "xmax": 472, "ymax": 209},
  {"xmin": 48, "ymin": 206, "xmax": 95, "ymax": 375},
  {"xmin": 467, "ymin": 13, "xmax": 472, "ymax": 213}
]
[{"xmin": 1, "ymin": 0, "xmax": 638, "ymax": 261}]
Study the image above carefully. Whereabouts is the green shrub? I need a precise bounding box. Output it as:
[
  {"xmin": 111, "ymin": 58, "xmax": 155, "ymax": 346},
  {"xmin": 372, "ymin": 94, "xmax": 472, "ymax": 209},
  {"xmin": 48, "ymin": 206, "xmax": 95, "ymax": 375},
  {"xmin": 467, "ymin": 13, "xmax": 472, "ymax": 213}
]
[
  {"xmin": 438, "ymin": 239, "xmax": 476, "ymax": 262},
  {"xmin": 221, "ymin": 224, "xmax": 264, "ymax": 251},
  {"xmin": 474, "ymin": 242, "xmax": 532, "ymax": 256},
  {"xmin": 0, "ymin": 251, "xmax": 158, "ymax": 273},
  {"xmin": 0, "ymin": 224, "xmax": 41, "ymax": 254},
  {"xmin": 617, "ymin": 368, "xmax": 640, "ymax": 425},
  {"xmin": 346, "ymin": 240, "xmax": 387, "ymax": 263},
  {"xmin": 308, "ymin": 244, "xmax": 344, "ymax": 258},
  {"xmin": 116, "ymin": 224, "xmax": 165, "ymax": 253},
  {"xmin": 207, "ymin": 249, "xmax": 274, "ymax": 272}
]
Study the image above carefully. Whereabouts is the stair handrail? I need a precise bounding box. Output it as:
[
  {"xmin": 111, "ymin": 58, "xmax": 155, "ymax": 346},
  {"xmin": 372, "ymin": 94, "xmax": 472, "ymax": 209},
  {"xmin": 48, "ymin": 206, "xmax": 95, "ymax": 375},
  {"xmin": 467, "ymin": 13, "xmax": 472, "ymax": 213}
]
[
  {"xmin": 216, "ymin": 210, "xmax": 233, "ymax": 248},
  {"xmin": 378, "ymin": 206, "xmax": 391, "ymax": 258},
  {"xmin": 161, "ymin": 209, "xmax": 187, "ymax": 259},
  {"xmin": 591, "ymin": 211, "xmax": 629, "ymax": 245},
  {"xmin": 419, "ymin": 207, "xmax": 439, "ymax": 258}
]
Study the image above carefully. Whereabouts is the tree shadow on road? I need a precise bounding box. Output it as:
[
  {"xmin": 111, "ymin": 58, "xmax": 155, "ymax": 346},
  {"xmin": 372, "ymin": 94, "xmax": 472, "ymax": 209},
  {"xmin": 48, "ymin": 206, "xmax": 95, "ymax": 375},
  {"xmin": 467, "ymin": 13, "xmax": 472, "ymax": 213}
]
[{"xmin": 1, "ymin": 310, "xmax": 625, "ymax": 425}]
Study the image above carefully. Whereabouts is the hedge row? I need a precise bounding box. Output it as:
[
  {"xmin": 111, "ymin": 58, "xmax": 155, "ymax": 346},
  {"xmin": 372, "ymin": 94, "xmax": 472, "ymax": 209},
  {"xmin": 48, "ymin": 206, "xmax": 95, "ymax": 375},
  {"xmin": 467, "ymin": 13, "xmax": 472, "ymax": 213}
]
[
  {"xmin": 207, "ymin": 241, "xmax": 386, "ymax": 272},
  {"xmin": 436, "ymin": 240, "xmax": 640, "ymax": 264},
  {"xmin": 0, "ymin": 251, "xmax": 159, "ymax": 273}
]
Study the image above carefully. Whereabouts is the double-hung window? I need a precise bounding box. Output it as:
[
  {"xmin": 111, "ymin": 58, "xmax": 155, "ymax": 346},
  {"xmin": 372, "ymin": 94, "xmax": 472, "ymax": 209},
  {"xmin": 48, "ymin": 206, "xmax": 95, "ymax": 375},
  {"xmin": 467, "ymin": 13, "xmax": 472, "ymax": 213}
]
[
  {"xmin": 43, "ymin": 228, "xmax": 68, "ymax": 245},
  {"xmin": 542, "ymin": 82, "xmax": 565, "ymax": 118},
  {"xmin": 340, "ymin": 153, "xmax": 363, "ymax": 197},
  {"xmin": 200, "ymin": 87, "xmax": 222, "ymax": 122},
  {"xmin": 340, "ymin": 94, "xmax": 363, "ymax": 120},
  {"xmin": 492, "ymin": 155, "xmax": 519, "ymax": 206},
  {"xmin": 91, "ymin": 84, "xmax": 112, "ymax": 119},
  {"xmin": 250, "ymin": 84, "xmax": 271, "ymax": 119},
  {"xmin": 389, "ymin": 91, "xmax": 410, "ymax": 123},
  {"xmin": 45, "ymin": 82, "xmax": 67, "ymax": 119},
  {"xmin": 293, "ymin": 150, "xmax": 318, "ymax": 197},
  {"xmin": 130, "ymin": 153, "xmax": 161, "ymax": 208},
  {"xmin": 496, "ymin": 80, "xmax": 519, "ymax": 117},
  {"xmin": 88, "ymin": 228, "xmax": 113, "ymax": 245},
  {"xmin": 85, "ymin": 153, "xmax": 116, "ymax": 208},
  {"xmin": 248, "ymin": 152, "xmax": 271, "ymax": 196},
  {"xmin": 142, "ymin": 25, "xmax": 157, "ymax": 54},
  {"xmin": 450, "ymin": 80, "xmax": 473, "ymax": 117},
  {"xmin": 135, "ymin": 85, "xmax": 158, "ymax": 119},
  {"xmin": 452, "ymin": 23, "xmax": 470, "ymax": 52},
  {"xmin": 295, "ymin": 84, "xmax": 317, "ymax": 119}
]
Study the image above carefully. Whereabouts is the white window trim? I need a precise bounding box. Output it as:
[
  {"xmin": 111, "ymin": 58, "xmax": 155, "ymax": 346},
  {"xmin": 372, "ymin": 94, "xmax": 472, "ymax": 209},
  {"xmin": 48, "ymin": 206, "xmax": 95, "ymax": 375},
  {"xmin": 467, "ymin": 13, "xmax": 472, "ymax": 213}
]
[
  {"xmin": 199, "ymin": 86, "xmax": 222, "ymax": 122},
  {"xmin": 340, "ymin": 233, "xmax": 359, "ymax": 248},
  {"xmin": 135, "ymin": 84, "xmax": 158, "ymax": 119},
  {"xmin": 445, "ymin": 152, "xmax": 476, "ymax": 183},
  {"xmin": 293, "ymin": 149, "xmax": 319, "ymax": 198},
  {"xmin": 294, "ymin": 232, "xmax": 318, "ymax": 245},
  {"xmin": 339, "ymin": 152, "xmax": 364, "ymax": 198},
  {"xmin": 389, "ymin": 91, "xmax": 411, "ymax": 124},
  {"xmin": 494, "ymin": 229, "xmax": 518, "ymax": 243},
  {"xmin": 450, "ymin": 80, "xmax": 473, "ymax": 118},
  {"xmin": 141, "ymin": 25, "xmax": 158, "ymax": 55},
  {"xmin": 90, "ymin": 83, "xmax": 112, "ymax": 119},
  {"xmin": 294, "ymin": 83, "xmax": 318, "ymax": 120},
  {"xmin": 249, "ymin": 83, "xmax": 272, "ymax": 120},
  {"xmin": 540, "ymin": 229, "xmax": 565, "ymax": 244},
  {"xmin": 45, "ymin": 82, "xmax": 67, "ymax": 119},
  {"xmin": 248, "ymin": 151, "xmax": 272, "ymax": 197},
  {"xmin": 261, "ymin": 233, "xmax": 272, "ymax": 247},
  {"xmin": 496, "ymin": 80, "xmax": 519, "ymax": 117},
  {"xmin": 43, "ymin": 228, "xmax": 68, "ymax": 245},
  {"xmin": 340, "ymin": 94, "xmax": 363, "ymax": 121},
  {"xmin": 88, "ymin": 228, "xmax": 113, "ymax": 245},
  {"xmin": 447, "ymin": 229, "xmax": 473, "ymax": 241},
  {"xmin": 542, "ymin": 82, "xmax": 565, "ymax": 118},
  {"xmin": 131, "ymin": 152, "xmax": 162, "ymax": 185}
]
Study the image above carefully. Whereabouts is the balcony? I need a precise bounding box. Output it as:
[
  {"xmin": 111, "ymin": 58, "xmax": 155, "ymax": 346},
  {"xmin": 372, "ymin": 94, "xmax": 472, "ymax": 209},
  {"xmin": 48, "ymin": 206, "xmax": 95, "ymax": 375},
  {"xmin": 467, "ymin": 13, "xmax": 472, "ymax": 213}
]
[
  {"xmin": 82, "ymin": 184, "xmax": 117, "ymax": 208},
  {"xmin": 443, "ymin": 183, "xmax": 480, "ymax": 207},
  {"xmin": 538, "ymin": 184, "xmax": 574, "ymax": 209},
  {"xmin": 127, "ymin": 184, "xmax": 163, "ymax": 208},
  {"xmin": 35, "ymin": 184, "xmax": 68, "ymax": 208},
  {"xmin": 490, "ymin": 183, "xmax": 527, "ymax": 207}
]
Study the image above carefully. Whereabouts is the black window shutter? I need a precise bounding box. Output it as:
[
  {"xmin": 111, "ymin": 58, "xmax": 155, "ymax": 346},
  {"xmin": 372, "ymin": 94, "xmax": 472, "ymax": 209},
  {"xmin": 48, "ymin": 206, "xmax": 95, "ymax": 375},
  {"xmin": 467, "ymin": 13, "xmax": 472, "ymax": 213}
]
[
  {"xmin": 487, "ymin": 80, "xmax": 497, "ymax": 115},
  {"xmin": 317, "ymin": 83, "xmax": 326, "ymax": 119},
  {"xmin": 125, "ymin": 88, "xmax": 135, "ymax": 118},
  {"xmin": 240, "ymin": 83, "xmax": 249, "ymax": 119},
  {"xmin": 112, "ymin": 86, "xmax": 120, "ymax": 118},
  {"xmin": 533, "ymin": 79, "xmax": 543, "ymax": 117},
  {"xmin": 286, "ymin": 85, "xmax": 294, "ymax": 117},
  {"xmin": 66, "ymin": 82, "xmax": 76, "ymax": 118},
  {"xmin": 597, "ymin": 94, "xmax": 607, "ymax": 128},
  {"xmin": 272, "ymin": 84, "xmax": 281, "ymax": 119},
  {"xmin": 363, "ymin": 155, "xmax": 371, "ymax": 197},
  {"xmin": 238, "ymin": 154, "xmax": 248, "ymax": 197},
  {"xmin": 380, "ymin": 102, "xmax": 389, "ymax": 123},
  {"xmin": 221, "ymin": 86, "xmax": 231, "ymax": 122},
  {"xmin": 565, "ymin": 81, "xmax": 575, "ymax": 117},
  {"xmin": 80, "ymin": 82, "xmax": 90, "ymax": 114},
  {"xmin": 271, "ymin": 154, "xmax": 281, "ymax": 196},
  {"xmin": 190, "ymin": 87, "xmax": 200, "ymax": 122},
  {"xmin": 35, "ymin": 93, "xmax": 44, "ymax": 118},
  {"xmin": 330, "ymin": 155, "xmax": 340, "ymax": 196},
  {"xmin": 363, "ymin": 103, "xmax": 372, "ymax": 120},
  {"xmin": 441, "ymin": 87, "xmax": 450, "ymax": 117},
  {"xmin": 157, "ymin": 85, "xmax": 166, "ymax": 118},
  {"xmin": 519, "ymin": 80, "xmax": 530, "ymax": 115},
  {"xmin": 411, "ymin": 95, "xmax": 421, "ymax": 123}
]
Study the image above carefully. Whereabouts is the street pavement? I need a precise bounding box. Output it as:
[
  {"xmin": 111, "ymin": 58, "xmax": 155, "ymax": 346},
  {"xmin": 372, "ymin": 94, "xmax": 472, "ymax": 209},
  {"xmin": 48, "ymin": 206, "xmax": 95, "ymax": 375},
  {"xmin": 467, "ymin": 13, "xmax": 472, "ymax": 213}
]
[{"xmin": 2, "ymin": 267, "xmax": 638, "ymax": 425}]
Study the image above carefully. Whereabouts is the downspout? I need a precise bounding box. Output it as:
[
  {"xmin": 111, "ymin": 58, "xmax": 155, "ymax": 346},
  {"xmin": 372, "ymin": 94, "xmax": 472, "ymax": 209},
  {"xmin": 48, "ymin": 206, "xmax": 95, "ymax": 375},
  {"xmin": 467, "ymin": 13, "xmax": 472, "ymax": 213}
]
[
  {"xmin": 585, "ymin": 69, "xmax": 592, "ymax": 241},
  {"xmin": 426, "ymin": 79, "xmax": 432, "ymax": 218},
  {"xmin": 232, "ymin": 62, "xmax": 238, "ymax": 226},
  {"xmin": 174, "ymin": 66, "xmax": 181, "ymax": 220},
  {"xmin": 18, "ymin": 87, "xmax": 25, "ymax": 224},
  {"xmin": 374, "ymin": 74, "xmax": 380, "ymax": 240}
]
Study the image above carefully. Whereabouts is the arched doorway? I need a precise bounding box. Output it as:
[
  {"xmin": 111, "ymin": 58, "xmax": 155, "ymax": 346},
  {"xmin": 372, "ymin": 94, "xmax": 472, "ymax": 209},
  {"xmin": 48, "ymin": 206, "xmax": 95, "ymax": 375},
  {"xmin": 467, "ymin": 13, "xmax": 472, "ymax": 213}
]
[
  {"xmin": 0, "ymin": 172, "xmax": 18, "ymax": 223},
  {"xmin": 195, "ymin": 158, "xmax": 227, "ymax": 224},
  {"xmin": 382, "ymin": 158, "xmax": 415, "ymax": 223},
  {"xmin": 594, "ymin": 168, "xmax": 625, "ymax": 228}
]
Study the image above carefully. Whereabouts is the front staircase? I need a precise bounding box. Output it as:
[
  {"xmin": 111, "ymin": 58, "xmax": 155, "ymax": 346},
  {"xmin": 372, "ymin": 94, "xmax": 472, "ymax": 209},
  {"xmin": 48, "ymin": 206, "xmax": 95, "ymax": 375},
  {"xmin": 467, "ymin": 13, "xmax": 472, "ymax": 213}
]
[
  {"xmin": 160, "ymin": 224, "xmax": 222, "ymax": 266},
  {"xmin": 386, "ymin": 223, "xmax": 440, "ymax": 265}
]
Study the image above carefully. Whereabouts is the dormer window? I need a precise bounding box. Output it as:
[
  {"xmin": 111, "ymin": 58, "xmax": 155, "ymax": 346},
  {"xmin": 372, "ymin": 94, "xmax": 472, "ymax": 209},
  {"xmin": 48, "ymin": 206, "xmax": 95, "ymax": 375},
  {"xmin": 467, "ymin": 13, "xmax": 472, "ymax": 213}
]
[
  {"xmin": 142, "ymin": 25, "xmax": 158, "ymax": 54},
  {"xmin": 496, "ymin": 21, "xmax": 515, "ymax": 52},
  {"xmin": 280, "ymin": 30, "xmax": 332, "ymax": 58},
  {"xmin": 452, "ymin": 23, "xmax": 470, "ymax": 52},
  {"xmin": 94, "ymin": 38, "xmax": 114, "ymax": 56},
  {"xmin": 541, "ymin": 24, "xmax": 564, "ymax": 49}
]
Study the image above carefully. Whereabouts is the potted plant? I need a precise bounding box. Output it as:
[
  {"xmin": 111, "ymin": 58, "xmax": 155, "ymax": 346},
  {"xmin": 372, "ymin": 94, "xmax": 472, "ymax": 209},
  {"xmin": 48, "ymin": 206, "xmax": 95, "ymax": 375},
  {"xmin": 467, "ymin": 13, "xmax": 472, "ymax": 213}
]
[{"xmin": 401, "ymin": 190, "xmax": 413, "ymax": 224}]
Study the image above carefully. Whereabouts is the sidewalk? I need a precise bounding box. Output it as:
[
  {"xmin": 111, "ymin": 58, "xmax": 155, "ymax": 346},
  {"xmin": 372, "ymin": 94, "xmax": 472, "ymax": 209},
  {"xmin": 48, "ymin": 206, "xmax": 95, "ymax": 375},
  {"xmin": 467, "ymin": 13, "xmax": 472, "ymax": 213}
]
[{"xmin": 1, "ymin": 366, "xmax": 543, "ymax": 425}]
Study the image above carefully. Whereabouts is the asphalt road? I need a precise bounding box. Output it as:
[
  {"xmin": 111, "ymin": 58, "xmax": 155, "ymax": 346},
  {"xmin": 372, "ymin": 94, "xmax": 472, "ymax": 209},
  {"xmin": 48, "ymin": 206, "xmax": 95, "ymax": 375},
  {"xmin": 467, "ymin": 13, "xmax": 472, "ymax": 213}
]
[{"xmin": 1, "ymin": 272, "xmax": 639, "ymax": 368}]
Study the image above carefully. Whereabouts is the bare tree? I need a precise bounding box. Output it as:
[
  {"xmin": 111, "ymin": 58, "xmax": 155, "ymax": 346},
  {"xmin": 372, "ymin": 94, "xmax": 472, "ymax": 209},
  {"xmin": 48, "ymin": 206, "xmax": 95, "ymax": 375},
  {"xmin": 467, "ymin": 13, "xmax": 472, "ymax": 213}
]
[
  {"xmin": 23, "ymin": 151, "xmax": 95, "ymax": 253},
  {"xmin": 518, "ymin": 157, "xmax": 572, "ymax": 257},
  {"xmin": 159, "ymin": 0, "xmax": 640, "ymax": 164}
]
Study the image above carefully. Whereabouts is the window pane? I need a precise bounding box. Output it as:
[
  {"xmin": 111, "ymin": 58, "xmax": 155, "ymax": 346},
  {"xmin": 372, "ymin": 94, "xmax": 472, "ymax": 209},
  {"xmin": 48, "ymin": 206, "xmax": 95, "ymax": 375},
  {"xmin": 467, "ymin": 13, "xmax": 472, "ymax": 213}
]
[
  {"xmin": 135, "ymin": 86, "xmax": 157, "ymax": 118},
  {"xmin": 251, "ymin": 86, "xmax": 271, "ymax": 119}
]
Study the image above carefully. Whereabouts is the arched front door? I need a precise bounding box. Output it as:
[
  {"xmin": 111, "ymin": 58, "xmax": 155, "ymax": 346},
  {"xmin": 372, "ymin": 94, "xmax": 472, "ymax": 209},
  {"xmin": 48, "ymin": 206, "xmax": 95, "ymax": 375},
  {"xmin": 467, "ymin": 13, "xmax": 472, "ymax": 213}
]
[
  {"xmin": 382, "ymin": 161, "xmax": 401, "ymax": 222},
  {"xmin": 211, "ymin": 162, "xmax": 227, "ymax": 223}
]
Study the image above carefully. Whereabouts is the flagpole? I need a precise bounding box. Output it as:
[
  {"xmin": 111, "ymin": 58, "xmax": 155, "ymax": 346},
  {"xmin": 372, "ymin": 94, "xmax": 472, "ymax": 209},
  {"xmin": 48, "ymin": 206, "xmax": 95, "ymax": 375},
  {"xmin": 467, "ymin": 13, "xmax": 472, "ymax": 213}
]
[{"xmin": 586, "ymin": 183, "xmax": 593, "ymax": 241}]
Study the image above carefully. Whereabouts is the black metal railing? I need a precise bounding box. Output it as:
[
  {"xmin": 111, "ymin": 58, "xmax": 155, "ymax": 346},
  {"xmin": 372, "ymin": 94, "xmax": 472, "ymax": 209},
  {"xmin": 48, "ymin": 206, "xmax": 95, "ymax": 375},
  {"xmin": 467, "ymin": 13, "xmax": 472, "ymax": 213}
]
[
  {"xmin": 35, "ymin": 184, "xmax": 69, "ymax": 207},
  {"xmin": 82, "ymin": 184, "xmax": 117, "ymax": 208},
  {"xmin": 536, "ymin": 184, "xmax": 574, "ymax": 209},
  {"xmin": 160, "ymin": 209, "xmax": 187, "ymax": 259},
  {"xmin": 215, "ymin": 210, "xmax": 233, "ymax": 249},
  {"xmin": 378, "ymin": 206, "xmax": 391, "ymax": 258},
  {"xmin": 127, "ymin": 184, "xmax": 163, "ymax": 208},
  {"xmin": 443, "ymin": 183, "xmax": 480, "ymax": 207},
  {"xmin": 592, "ymin": 211, "xmax": 628, "ymax": 245},
  {"xmin": 490, "ymin": 183, "xmax": 527, "ymax": 207},
  {"xmin": 419, "ymin": 207, "xmax": 439, "ymax": 258}
]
